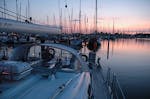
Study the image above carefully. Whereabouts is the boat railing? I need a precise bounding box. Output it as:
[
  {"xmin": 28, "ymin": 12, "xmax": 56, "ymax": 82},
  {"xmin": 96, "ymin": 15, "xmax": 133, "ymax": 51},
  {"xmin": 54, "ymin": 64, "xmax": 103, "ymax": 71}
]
[
  {"xmin": 0, "ymin": 6, "xmax": 43, "ymax": 24},
  {"xmin": 105, "ymin": 67, "xmax": 126, "ymax": 99}
]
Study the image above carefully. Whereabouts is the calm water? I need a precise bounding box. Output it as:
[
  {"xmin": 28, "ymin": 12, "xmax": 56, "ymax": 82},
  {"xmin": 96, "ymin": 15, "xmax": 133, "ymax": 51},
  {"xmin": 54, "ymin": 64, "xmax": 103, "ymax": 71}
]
[{"xmin": 83, "ymin": 39, "xmax": 150, "ymax": 99}]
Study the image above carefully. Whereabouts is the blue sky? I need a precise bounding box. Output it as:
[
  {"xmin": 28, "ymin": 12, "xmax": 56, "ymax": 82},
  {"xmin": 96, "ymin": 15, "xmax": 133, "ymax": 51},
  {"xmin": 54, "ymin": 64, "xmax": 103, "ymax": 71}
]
[{"xmin": 0, "ymin": 0, "xmax": 150, "ymax": 33}]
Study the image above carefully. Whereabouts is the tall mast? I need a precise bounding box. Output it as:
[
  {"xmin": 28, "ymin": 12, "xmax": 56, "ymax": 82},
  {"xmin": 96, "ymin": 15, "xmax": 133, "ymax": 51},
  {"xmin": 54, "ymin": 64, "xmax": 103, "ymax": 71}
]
[
  {"xmin": 16, "ymin": 0, "xmax": 18, "ymax": 20},
  {"xmin": 26, "ymin": 5, "xmax": 28, "ymax": 18},
  {"xmin": 58, "ymin": 0, "xmax": 62, "ymax": 32},
  {"xmin": 58, "ymin": 0, "xmax": 60, "ymax": 25},
  {"xmin": 60, "ymin": 8, "xmax": 62, "ymax": 33},
  {"xmin": 84, "ymin": 15, "xmax": 87, "ymax": 33},
  {"xmin": 47, "ymin": 16, "xmax": 49, "ymax": 25},
  {"xmin": 64, "ymin": 0, "xmax": 67, "ymax": 33},
  {"xmin": 95, "ymin": 0, "xmax": 98, "ymax": 33},
  {"xmin": 113, "ymin": 18, "xmax": 115, "ymax": 34},
  {"xmin": 4, "ymin": 0, "xmax": 6, "ymax": 18},
  {"xmin": 19, "ymin": 2, "xmax": 21, "ymax": 21},
  {"xmin": 79, "ymin": 0, "xmax": 81, "ymax": 33},
  {"xmin": 71, "ymin": 8, "xmax": 73, "ymax": 33},
  {"xmin": 28, "ymin": 0, "xmax": 30, "ymax": 18},
  {"xmin": 53, "ymin": 14, "xmax": 56, "ymax": 26}
]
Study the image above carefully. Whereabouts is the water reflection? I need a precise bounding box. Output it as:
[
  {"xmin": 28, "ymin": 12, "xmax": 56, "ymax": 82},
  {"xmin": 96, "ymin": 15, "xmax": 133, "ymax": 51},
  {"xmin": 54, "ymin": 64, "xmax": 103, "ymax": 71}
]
[
  {"xmin": 96, "ymin": 39, "xmax": 150, "ymax": 99},
  {"xmin": 107, "ymin": 40, "xmax": 110, "ymax": 60},
  {"xmin": 81, "ymin": 38, "xmax": 150, "ymax": 99}
]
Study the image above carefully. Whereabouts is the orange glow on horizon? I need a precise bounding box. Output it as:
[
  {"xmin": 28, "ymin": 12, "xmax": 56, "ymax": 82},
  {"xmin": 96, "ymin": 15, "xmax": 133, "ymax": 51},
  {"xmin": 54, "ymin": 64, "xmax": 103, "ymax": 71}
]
[{"xmin": 61, "ymin": 17, "xmax": 150, "ymax": 34}]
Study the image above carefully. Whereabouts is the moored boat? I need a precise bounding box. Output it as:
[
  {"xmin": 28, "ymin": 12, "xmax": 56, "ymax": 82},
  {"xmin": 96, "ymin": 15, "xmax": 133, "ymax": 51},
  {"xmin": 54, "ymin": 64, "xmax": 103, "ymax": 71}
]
[
  {"xmin": 0, "ymin": 43, "xmax": 125, "ymax": 99},
  {"xmin": 0, "ymin": 43, "xmax": 92, "ymax": 99}
]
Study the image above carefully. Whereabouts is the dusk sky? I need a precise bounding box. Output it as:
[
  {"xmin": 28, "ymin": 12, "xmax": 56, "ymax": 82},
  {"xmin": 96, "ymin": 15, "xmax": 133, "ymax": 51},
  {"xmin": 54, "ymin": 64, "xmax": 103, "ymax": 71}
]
[{"xmin": 0, "ymin": 0, "xmax": 150, "ymax": 33}]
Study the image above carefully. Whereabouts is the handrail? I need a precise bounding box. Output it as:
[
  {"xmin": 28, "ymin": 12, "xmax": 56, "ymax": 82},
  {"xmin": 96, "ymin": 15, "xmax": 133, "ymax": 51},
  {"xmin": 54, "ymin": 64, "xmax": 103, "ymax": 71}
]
[
  {"xmin": 115, "ymin": 76, "xmax": 126, "ymax": 99},
  {"xmin": 96, "ymin": 58, "xmax": 125, "ymax": 99},
  {"xmin": 105, "ymin": 67, "xmax": 125, "ymax": 99}
]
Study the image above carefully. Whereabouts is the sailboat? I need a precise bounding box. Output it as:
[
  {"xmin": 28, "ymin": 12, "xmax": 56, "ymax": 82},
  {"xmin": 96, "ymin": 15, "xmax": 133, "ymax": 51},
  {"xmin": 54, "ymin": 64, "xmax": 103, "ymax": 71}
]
[
  {"xmin": 87, "ymin": 0, "xmax": 101, "ymax": 51},
  {"xmin": 0, "ymin": 43, "xmax": 93, "ymax": 99}
]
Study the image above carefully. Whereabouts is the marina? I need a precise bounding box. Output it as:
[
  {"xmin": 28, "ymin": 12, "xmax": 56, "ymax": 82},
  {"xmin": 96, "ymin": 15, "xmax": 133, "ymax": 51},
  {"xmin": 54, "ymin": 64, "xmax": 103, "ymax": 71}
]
[
  {"xmin": 0, "ymin": 0, "xmax": 150, "ymax": 99},
  {"xmin": 0, "ymin": 38, "xmax": 150, "ymax": 99},
  {"xmin": 0, "ymin": 43, "xmax": 125, "ymax": 99}
]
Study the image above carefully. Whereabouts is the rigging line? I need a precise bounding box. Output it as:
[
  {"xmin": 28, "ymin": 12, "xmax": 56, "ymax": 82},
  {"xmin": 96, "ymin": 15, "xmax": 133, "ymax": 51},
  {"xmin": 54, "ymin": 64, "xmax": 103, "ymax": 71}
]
[
  {"xmin": 0, "ymin": 6, "xmax": 42, "ymax": 25},
  {"xmin": 0, "ymin": 6, "xmax": 27, "ymax": 19},
  {"xmin": 0, "ymin": 10, "xmax": 21, "ymax": 20}
]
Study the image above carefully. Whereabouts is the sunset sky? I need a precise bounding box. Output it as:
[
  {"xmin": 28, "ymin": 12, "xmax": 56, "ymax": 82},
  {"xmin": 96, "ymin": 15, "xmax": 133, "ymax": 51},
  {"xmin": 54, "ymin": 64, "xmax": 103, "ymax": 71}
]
[{"xmin": 0, "ymin": 0, "xmax": 150, "ymax": 34}]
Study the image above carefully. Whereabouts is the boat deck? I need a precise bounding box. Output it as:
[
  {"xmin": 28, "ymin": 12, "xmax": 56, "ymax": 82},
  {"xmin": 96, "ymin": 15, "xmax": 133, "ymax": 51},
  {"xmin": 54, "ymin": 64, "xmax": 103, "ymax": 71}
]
[
  {"xmin": 91, "ymin": 67, "xmax": 110, "ymax": 99},
  {"xmin": 0, "ymin": 71, "xmax": 78, "ymax": 99}
]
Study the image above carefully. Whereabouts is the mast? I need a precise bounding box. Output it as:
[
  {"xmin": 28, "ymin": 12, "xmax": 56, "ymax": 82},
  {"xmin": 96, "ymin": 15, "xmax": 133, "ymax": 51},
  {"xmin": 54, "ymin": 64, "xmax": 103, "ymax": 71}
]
[
  {"xmin": 60, "ymin": 8, "xmax": 62, "ymax": 33},
  {"xmin": 28, "ymin": 0, "xmax": 30, "ymax": 18},
  {"xmin": 113, "ymin": 18, "xmax": 115, "ymax": 34},
  {"xmin": 87, "ymin": 17, "xmax": 89, "ymax": 33},
  {"xmin": 58, "ymin": 0, "xmax": 62, "ymax": 33},
  {"xmin": 84, "ymin": 15, "xmax": 87, "ymax": 33},
  {"xmin": 4, "ymin": 0, "xmax": 6, "ymax": 18},
  {"xmin": 79, "ymin": 0, "xmax": 81, "ymax": 33},
  {"xmin": 47, "ymin": 16, "xmax": 49, "ymax": 25},
  {"xmin": 71, "ymin": 8, "xmax": 73, "ymax": 33},
  {"xmin": 26, "ymin": 5, "xmax": 28, "ymax": 19},
  {"xmin": 53, "ymin": 14, "xmax": 56, "ymax": 26},
  {"xmin": 64, "ymin": 0, "xmax": 67, "ymax": 33},
  {"xmin": 68, "ymin": 12, "xmax": 71, "ymax": 34},
  {"xmin": 95, "ymin": 0, "xmax": 98, "ymax": 33},
  {"xmin": 16, "ymin": 0, "xmax": 18, "ymax": 20},
  {"xmin": 19, "ymin": 2, "xmax": 21, "ymax": 21}
]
